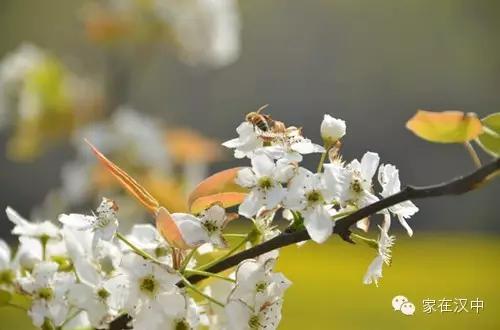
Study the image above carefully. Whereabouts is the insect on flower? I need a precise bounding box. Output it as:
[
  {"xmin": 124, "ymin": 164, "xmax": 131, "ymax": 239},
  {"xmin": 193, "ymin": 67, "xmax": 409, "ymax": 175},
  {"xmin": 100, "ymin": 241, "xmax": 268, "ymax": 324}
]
[{"xmin": 245, "ymin": 104, "xmax": 286, "ymax": 135}]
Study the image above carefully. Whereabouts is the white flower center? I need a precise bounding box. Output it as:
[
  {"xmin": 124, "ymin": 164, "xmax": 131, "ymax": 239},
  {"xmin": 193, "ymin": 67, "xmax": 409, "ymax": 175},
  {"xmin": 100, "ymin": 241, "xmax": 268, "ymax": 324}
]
[
  {"xmin": 139, "ymin": 276, "xmax": 158, "ymax": 296},
  {"xmin": 257, "ymin": 176, "xmax": 273, "ymax": 190}
]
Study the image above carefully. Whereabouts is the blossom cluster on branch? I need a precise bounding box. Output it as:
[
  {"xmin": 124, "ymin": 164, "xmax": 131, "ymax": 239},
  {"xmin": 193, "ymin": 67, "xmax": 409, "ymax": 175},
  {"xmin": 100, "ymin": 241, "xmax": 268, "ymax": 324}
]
[{"xmin": 0, "ymin": 111, "xmax": 431, "ymax": 330}]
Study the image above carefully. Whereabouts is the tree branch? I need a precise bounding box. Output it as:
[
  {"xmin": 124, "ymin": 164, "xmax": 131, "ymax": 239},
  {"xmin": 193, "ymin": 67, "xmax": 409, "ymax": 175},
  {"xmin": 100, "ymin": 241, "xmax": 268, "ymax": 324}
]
[
  {"xmin": 108, "ymin": 158, "xmax": 499, "ymax": 329},
  {"xmin": 187, "ymin": 158, "xmax": 500, "ymax": 285}
]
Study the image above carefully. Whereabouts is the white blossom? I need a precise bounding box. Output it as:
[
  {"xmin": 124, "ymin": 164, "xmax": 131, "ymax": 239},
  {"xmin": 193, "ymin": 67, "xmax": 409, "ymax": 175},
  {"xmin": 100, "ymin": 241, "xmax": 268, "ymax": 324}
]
[
  {"xmin": 262, "ymin": 126, "xmax": 324, "ymax": 162},
  {"xmin": 59, "ymin": 197, "xmax": 119, "ymax": 247},
  {"xmin": 320, "ymin": 114, "xmax": 346, "ymax": 144},
  {"xmin": 226, "ymin": 258, "xmax": 290, "ymax": 330},
  {"xmin": 223, "ymin": 122, "xmax": 264, "ymax": 159},
  {"xmin": 363, "ymin": 227, "xmax": 395, "ymax": 287},
  {"xmin": 284, "ymin": 167, "xmax": 336, "ymax": 243},
  {"xmin": 154, "ymin": 0, "xmax": 241, "ymax": 68},
  {"xmin": 378, "ymin": 164, "xmax": 419, "ymax": 236},
  {"xmin": 18, "ymin": 261, "xmax": 76, "ymax": 328},
  {"xmin": 120, "ymin": 253, "xmax": 188, "ymax": 330},
  {"xmin": 6, "ymin": 207, "xmax": 60, "ymax": 239},
  {"xmin": 67, "ymin": 273, "xmax": 127, "ymax": 327},
  {"xmin": 198, "ymin": 203, "xmax": 234, "ymax": 249},
  {"xmin": 236, "ymin": 154, "xmax": 294, "ymax": 218}
]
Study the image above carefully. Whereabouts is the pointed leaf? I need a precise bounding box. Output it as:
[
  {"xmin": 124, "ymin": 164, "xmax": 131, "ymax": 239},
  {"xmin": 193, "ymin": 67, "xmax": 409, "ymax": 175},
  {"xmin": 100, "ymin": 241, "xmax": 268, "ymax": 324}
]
[
  {"xmin": 476, "ymin": 113, "xmax": 500, "ymax": 157},
  {"xmin": 155, "ymin": 207, "xmax": 190, "ymax": 250},
  {"xmin": 406, "ymin": 110, "xmax": 483, "ymax": 143},
  {"xmin": 86, "ymin": 139, "xmax": 160, "ymax": 214},
  {"xmin": 188, "ymin": 168, "xmax": 248, "ymax": 213},
  {"xmin": 190, "ymin": 192, "xmax": 248, "ymax": 215}
]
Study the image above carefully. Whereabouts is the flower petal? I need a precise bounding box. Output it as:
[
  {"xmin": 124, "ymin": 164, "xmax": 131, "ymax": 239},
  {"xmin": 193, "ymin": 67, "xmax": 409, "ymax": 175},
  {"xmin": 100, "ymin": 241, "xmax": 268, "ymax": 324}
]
[
  {"xmin": 304, "ymin": 206, "xmax": 333, "ymax": 243},
  {"xmin": 360, "ymin": 152, "xmax": 380, "ymax": 181}
]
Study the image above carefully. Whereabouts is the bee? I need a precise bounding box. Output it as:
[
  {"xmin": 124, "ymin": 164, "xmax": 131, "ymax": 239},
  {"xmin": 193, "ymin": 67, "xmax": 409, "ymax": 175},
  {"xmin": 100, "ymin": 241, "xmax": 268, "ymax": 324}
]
[{"xmin": 245, "ymin": 104, "xmax": 273, "ymax": 132}]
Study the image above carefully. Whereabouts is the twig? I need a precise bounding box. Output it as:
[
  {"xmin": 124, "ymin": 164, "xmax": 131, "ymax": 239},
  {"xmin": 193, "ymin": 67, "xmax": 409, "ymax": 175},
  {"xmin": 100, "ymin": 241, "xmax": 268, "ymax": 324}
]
[
  {"xmin": 187, "ymin": 158, "xmax": 499, "ymax": 284},
  {"xmin": 108, "ymin": 157, "xmax": 499, "ymax": 329}
]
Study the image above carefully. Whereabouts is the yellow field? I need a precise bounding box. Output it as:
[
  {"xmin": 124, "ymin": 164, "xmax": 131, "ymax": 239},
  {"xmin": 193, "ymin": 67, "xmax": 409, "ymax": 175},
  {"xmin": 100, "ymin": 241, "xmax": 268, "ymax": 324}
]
[
  {"xmin": 1, "ymin": 234, "xmax": 499, "ymax": 330},
  {"xmin": 278, "ymin": 234, "xmax": 500, "ymax": 330}
]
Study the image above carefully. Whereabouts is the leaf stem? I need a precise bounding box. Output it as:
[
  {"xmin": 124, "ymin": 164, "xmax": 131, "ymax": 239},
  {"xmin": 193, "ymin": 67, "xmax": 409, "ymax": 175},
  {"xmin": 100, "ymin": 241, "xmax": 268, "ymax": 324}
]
[
  {"xmin": 179, "ymin": 275, "xmax": 225, "ymax": 307},
  {"xmin": 223, "ymin": 233, "xmax": 248, "ymax": 238},
  {"xmin": 116, "ymin": 232, "xmax": 162, "ymax": 264},
  {"xmin": 464, "ymin": 142, "xmax": 482, "ymax": 168},
  {"xmin": 61, "ymin": 309, "xmax": 83, "ymax": 327},
  {"xmin": 179, "ymin": 248, "xmax": 198, "ymax": 273},
  {"xmin": 184, "ymin": 269, "xmax": 235, "ymax": 283},
  {"xmin": 197, "ymin": 236, "xmax": 249, "ymax": 271},
  {"xmin": 351, "ymin": 233, "xmax": 378, "ymax": 248}
]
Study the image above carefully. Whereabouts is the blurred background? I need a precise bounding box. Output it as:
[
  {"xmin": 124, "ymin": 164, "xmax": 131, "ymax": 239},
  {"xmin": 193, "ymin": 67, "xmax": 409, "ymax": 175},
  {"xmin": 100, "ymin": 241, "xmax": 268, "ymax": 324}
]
[{"xmin": 0, "ymin": 0, "xmax": 499, "ymax": 329}]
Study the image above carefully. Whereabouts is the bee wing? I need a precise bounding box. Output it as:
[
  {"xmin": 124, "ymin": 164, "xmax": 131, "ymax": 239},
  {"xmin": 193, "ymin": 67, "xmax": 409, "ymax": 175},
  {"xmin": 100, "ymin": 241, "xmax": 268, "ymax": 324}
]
[{"xmin": 256, "ymin": 104, "xmax": 270, "ymax": 114}]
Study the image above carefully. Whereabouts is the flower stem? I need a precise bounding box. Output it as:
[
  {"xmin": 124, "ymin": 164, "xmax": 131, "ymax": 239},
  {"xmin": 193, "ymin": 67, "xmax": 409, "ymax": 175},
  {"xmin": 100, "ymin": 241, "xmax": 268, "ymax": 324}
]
[
  {"xmin": 184, "ymin": 269, "xmax": 235, "ymax": 283},
  {"xmin": 464, "ymin": 142, "xmax": 481, "ymax": 168},
  {"xmin": 197, "ymin": 236, "xmax": 249, "ymax": 271},
  {"xmin": 179, "ymin": 248, "xmax": 198, "ymax": 273},
  {"xmin": 317, "ymin": 142, "xmax": 332, "ymax": 173},
  {"xmin": 61, "ymin": 309, "xmax": 83, "ymax": 327},
  {"xmin": 331, "ymin": 209, "xmax": 356, "ymax": 221},
  {"xmin": 223, "ymin": 233, "xmax": 248, "ymax": 238},
  {"xmin": 351, "ymin": 233, "xmax": 378, "ymax": 249},
  {"xmin": 179, "ymin": 274, "xmax": 225, "ymax": 307},
  {"xmin": 116, "ymin": 232, "xmax": 162, "ymax": 264}
]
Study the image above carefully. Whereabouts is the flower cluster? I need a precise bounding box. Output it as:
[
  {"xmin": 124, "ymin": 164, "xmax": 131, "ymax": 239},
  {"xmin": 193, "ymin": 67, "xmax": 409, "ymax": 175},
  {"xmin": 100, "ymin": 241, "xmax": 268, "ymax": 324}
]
[
  {"xmin": 84, "ymin": 0, "xmax": 241, "ymax": 68},
  {"xmin": 1, "ymin": 111, "xmax": 419, "ymax": 329},
  {"xmin": 0, "ymin": 43, "xmax": 102, "ymax": 161}
]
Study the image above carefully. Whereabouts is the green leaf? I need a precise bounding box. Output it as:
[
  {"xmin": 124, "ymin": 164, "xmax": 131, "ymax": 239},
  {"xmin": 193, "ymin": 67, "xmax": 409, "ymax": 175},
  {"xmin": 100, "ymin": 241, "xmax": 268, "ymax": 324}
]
[
  {"xmin": 0, "ymin": 290, "xmax": 12, "ymax": 306},
  {"xmin": 406, "ymin": 110, "xmax": 483, "ymax": 143},
  {"xmin": 476, "ymin": 113, "xmax": 500, "ymax": 157}
]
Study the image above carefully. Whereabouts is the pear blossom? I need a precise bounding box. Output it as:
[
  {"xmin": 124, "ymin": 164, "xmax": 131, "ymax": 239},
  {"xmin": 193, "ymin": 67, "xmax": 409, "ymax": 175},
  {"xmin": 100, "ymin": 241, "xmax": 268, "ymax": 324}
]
[
  {"xmin": 18, "ymin": 261, "xmax": 76, "ymax": 328},
  {"xmin": 337, "ymin": 152, "xmax": 380, "ymax": 209},
  {"xmin": 62, "ymin": 227, "xmax": 122, "ymax": 283},
  {"xmin": 67, "ymin": 273, "xmax": 127, "ymax": 327},
  {"xmin": 169, "ymin": 212, "xmax": 211, "ymax": 248},
  {"xmin": 320, "ymin": 114, "xmax": 346, "ymax": 144},
  {"xmin": 59, "ymin": 197, "xmax": 119, "ymax": 247},
  {"xmin": 6, "ymin": 207, "xmax": 60, "ymax": 240},
  {"xmin": 223, "ymin": 121, "xmax": 263, "ymax": 159},
  {"xmin": 378, "ymin": 164, "xmax": 419, "ymax": 236},
  {"xmin": 284, "ymin": 167, "xmax": 336, "ymax": 243},
  {"xmin": 226, "ymin": 259, "xmax": 291, "ymax": 330},
  {"xmin": 202, "ymin": 278, "xmax": 236, "ymax": 328},
  {"xmin": 236, "ymin": 154, "xmax": 294, "ymax": 218},
  {"xmin": 125, "ymin": 224, "xmax": 172, "ymax": 261},
  {"xmin": 363, "ymin": 227, "xmax": 395, "ymax": 286},
  {"xmin": 198, "ymin": 203, "xmax": 235, "ymax": 249},
  {"xmin": 262, "ymin": 126, "xmax": 324, "ymax": 162},
  {"xmin": 229, "ymin": 259, "xmax": 290, "ymax": 307},
  {"xmin": 0, "ymin": 110, "xmax": 428, "ymax": 327},
  {"xmin": 120, "ymin": 253, "xmax": 188, "ymax": 329},
  {"xmin": 154, "ymin": 0, "xmax": 241, "ymax": 68},
  {"xmin": 330, "ymin": 152, "xmax": 380, "ymax": 232}
]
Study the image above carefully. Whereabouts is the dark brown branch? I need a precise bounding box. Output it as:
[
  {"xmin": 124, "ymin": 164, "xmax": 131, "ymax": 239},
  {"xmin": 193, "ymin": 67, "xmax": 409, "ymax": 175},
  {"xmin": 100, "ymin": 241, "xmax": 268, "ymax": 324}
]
[
  {"xmin": 187, "ymin": 158, "xmax": 500, "ymax": 285},
  {"xmin": 109, "ymin": 158, "xmax": 499, "ymax": 329}
]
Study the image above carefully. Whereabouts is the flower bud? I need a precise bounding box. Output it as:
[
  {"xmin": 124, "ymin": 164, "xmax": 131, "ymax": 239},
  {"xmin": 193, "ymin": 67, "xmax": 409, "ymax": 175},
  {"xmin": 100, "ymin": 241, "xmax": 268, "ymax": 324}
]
[{"xmin": 320, "ymin": 114, "xmax": 346, "ymax": 144}]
